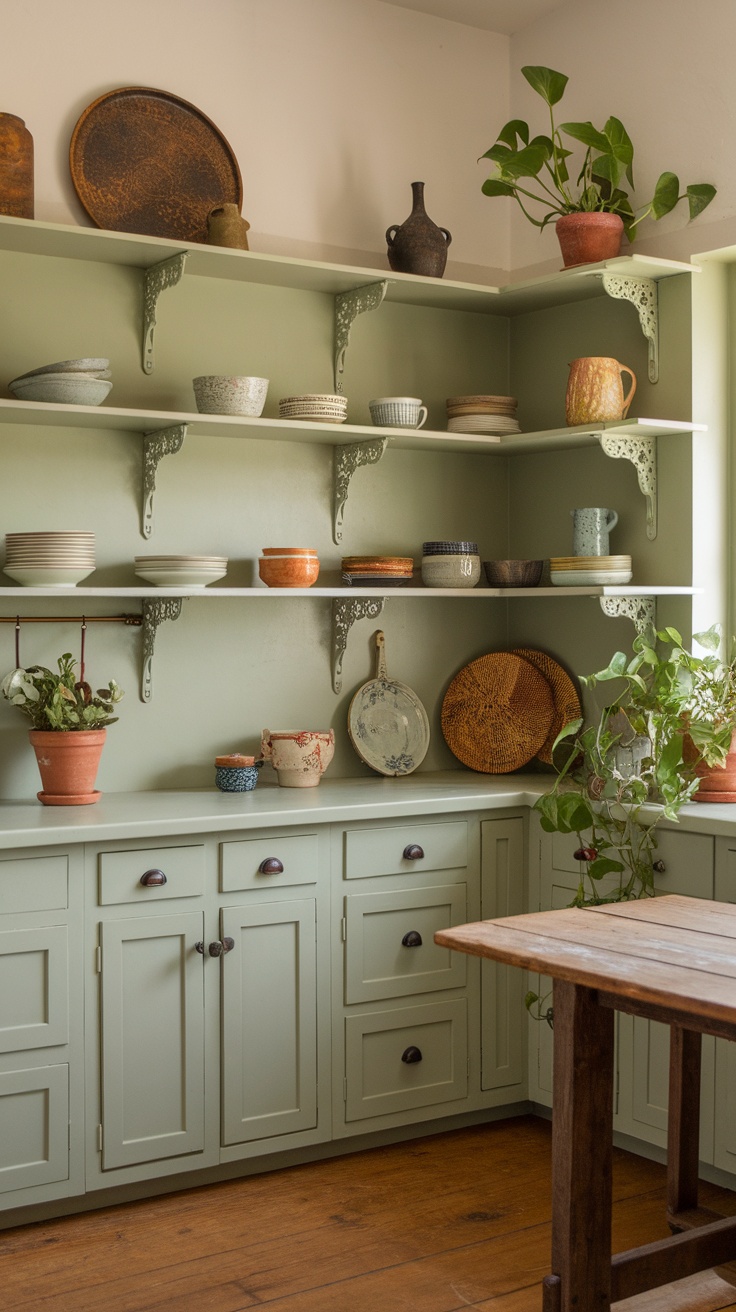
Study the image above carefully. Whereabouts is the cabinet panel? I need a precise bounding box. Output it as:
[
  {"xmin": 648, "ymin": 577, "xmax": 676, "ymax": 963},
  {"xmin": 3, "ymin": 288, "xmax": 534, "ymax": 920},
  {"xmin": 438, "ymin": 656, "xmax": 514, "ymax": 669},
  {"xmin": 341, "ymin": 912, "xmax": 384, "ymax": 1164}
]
[
  {"xmin": 480, "ymin": 818, "xmax": 525, "ymax": 1091},
  {"xmin": 220, "ymin": 833, "xmax": 319, "ymax": 892},
  {"xmin": 343, "ymin": 821, "xmax": 467, "ymax": 881},
  {"xmin": 344, "ymin": 999, "xmax": 467, "ymax": 1121},
  {"xmin": 0, "ymin": 854, "xmax": 68, "ymax": 914},
  {"xmin": 220, "ymin": 899, "xmax": 317, "ymax": 1145},
  {"xmin": 98, "ymin": 844, "xmax": 205, "ymax": 905},
  {"xmin": 99, "ymin": 911, "xmax": 205, "ymax": 1169},
  {"xmin": 0, "ymin": 1065, "xmax": 69, "ymax": 1193},
  {"xmin": 0, "ymin": 925, "xmax": 68, "ymax": 1053},
  {"xmin": 344, "ymin": 884, "xmax": 467, "ymax": 1004}
]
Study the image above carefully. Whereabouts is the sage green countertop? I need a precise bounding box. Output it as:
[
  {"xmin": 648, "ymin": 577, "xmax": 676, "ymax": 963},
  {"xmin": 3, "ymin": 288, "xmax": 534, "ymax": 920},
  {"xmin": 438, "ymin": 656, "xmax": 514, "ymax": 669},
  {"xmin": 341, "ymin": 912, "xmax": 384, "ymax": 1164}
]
[{"xmin": 1, "ymin": 770, "xmax": 735, "ymax": 850}]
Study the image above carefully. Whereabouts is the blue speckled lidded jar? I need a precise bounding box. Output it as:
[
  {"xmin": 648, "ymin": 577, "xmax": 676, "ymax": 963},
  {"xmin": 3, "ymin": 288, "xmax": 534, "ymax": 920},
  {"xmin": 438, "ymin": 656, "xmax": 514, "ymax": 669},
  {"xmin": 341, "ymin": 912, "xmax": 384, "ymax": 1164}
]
[{"xmin": 215, "ymin": 754, "xmax": 262, "ymax": 792}]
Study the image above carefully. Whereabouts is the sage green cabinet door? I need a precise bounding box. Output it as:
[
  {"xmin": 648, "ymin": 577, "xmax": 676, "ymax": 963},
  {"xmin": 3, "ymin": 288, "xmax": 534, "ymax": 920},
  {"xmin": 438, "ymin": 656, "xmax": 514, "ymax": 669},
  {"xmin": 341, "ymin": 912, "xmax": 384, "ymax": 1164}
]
[
  {"xmin": 344, "ymin": 884, "xmax": 467, "ymax": 1004},
  {"xmin": 480, "ymin": 818, "xmax": 525, "ymax": 1091},
  {"xmin": 99, "ymin": 911, "xmax": 205, "ymax": 1170},
  {"xmin": 344, "ymin": 999, "xmax": 468, "ymax": 1121},
  {"xmin": 0, "ymin": 1064, "xmax": 69, "ymax": 1193},
  {"xmin": 0, "ymin": 925, "xmax": 68, "ymax": 1053},
  {"xmin": 220, "ymin": 899, "xmax": 317, "ymax": 1145}
]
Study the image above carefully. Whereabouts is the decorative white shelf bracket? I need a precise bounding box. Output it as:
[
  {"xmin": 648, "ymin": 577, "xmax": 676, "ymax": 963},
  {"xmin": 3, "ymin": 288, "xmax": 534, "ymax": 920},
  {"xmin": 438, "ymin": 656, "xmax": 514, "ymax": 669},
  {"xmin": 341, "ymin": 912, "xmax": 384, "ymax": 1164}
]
[
  {"xmin": 601, "ymin": 273, "xmax": 658, "ymax": 383},
  {"xmin": 142, "ymin": 423, "xmax": 188, "ymax": 539},
  {"xmin": 332, "ymin": 596, "xmax": 385, "ymax": 693},
  {"xmin": 333, "ymin": 437, "xmax": 388, "ymax": 544},
  {"xmin": 142, "ymin": 252, "xmax": 188, "ymax": 374},
  {"xmin": 598, "ymin": 431, "xmax": 657, "ymax": 539},
  {"xmin": 599, "ymin": 595, "xmax": 655, "ymax": 634},
  {"xmin": 334, "ymin": 280, "xmax": 388, "ymax": 392},
  {"xmin": 141, "ymin": 597, "xmax": 183, "ymax": 702}
]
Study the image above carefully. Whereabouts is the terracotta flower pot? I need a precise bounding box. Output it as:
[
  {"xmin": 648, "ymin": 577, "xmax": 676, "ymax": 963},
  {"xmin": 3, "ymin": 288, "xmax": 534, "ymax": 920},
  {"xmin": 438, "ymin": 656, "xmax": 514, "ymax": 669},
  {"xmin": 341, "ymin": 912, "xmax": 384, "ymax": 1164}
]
[
  {"xmin": 683, "ymin": 728, "xmax": 736, "ymax": 804},
  {"xmin": 556, "ymin": 212, "xmax": 624, "ymax": 268},
  {"xmin": 29, "ymin": 729, "xmax": 106, "ymax": 806}
]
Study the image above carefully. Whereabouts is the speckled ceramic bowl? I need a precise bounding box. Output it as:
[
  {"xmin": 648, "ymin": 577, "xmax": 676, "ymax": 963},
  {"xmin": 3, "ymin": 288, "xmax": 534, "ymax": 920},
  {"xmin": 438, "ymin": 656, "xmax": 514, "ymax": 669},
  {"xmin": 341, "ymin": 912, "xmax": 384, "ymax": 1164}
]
[
  {"xmin": 193, "ymin": 375, "xmax": 269, "ymax": 416},
  {"xmin": 9, "ymin": 374, "xmax": 112, "ymax": 406},
  {"xmin": 258, "ymin": 551, "xmax": 320, "ymax": 588}
]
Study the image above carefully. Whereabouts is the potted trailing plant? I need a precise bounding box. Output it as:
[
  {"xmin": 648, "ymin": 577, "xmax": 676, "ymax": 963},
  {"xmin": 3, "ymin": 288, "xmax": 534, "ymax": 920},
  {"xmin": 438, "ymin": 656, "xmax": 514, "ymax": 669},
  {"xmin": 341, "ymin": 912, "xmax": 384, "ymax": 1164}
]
[
  {"xmin": 480, "ymin": 66, "xmax": 716, "ymax": 267},
  {"xmin": 534, "ymin": 624, "xmax": 736, "ymax": 908},
  {"xmin": 1, "ymin": 652, "xmax": 124, "ymax": 806}
]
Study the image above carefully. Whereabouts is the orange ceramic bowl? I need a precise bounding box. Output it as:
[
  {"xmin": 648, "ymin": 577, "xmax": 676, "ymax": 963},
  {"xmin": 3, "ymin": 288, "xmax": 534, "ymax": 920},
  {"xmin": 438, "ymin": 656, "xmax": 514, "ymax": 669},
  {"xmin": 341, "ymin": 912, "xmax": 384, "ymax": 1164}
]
[{"xmin": 258, "ymin": 553, "xmax": 320, "ymax": 587}]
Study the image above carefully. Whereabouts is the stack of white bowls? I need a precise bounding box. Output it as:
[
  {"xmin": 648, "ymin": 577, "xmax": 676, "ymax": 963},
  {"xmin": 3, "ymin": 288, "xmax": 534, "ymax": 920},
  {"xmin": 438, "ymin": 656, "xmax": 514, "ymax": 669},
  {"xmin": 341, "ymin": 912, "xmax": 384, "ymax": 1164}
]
[
  {"xmin": 8, "ymin": 358, "xmax": 112, "ymax": 406},
  {"xmin": 550, "ymin": 554, "xmax": 633, "ymax": 586},
  {"xmin": 278, "ymin": 393, "xmax": 347, "ymax": 424},
  {"xmin": 4, "ymin": 531, "xmax": 96, "ymax": 586},
  {"xmin": 134, "ymin": 555, "xmax": 228, "ymax": 587}
]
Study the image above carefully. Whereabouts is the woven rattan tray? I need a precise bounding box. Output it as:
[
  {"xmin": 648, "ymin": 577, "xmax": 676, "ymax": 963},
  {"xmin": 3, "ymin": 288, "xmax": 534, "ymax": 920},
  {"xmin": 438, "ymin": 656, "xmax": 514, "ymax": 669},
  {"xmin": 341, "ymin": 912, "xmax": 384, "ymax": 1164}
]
[
  {"xmin": 441, "ymin": 651, "xmax": 555, "ymax": 773},
  {"xmin": 512, "ymin": 648, "xmax": 582, "ymax": 765}
]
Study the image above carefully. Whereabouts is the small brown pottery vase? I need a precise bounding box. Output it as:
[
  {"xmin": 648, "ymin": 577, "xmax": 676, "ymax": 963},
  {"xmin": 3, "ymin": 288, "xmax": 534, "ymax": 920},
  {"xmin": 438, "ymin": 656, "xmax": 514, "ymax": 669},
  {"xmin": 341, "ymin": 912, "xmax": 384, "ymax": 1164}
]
[
  {"xmin": 386, "ymin": 181, "xmax": 451, "ymax": 278},
  {"xmin": 556, "ymin": 212, "xmax": 623, "ymax": 268},
  {"xmin": 0, "ymin": 113, "xmax": 33, "ymax": 218},
  {"xmin": 206, "ymin": 202, "xmax": 250, "ymax": 250}
]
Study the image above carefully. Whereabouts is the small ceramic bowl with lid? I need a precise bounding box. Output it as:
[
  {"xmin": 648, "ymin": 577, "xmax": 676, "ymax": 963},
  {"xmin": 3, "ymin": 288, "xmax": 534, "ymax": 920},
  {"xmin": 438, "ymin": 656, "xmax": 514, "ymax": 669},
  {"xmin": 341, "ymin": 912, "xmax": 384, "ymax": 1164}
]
[
  {"xmin": 421, "ymin": 541, "xmax": 481, "ymax": 589},
  {"xmin": 214, "ymin": 754, "xmax": 263, "ymax": 792}
]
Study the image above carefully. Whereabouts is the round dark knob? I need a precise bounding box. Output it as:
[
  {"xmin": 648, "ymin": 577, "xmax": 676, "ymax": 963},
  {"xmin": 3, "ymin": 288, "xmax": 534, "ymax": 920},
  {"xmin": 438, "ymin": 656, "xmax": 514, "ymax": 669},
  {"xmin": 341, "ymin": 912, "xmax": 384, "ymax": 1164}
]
[
  {"xmin": 401, "ymin": 930, "xmax": 423, "ymax": 948},
  {"xmin": 208, "ymin": 937, "xmax": 235, "ymax": 957},
  {"xmin": 258, "ymin": 858, "xmax": 284, "ymax": 875},
  {"xmin": 194, "ymin": 941, "xmax": 205, "ymax": 955},
  {"xmin": 401, "ymin": 1045, "xmax": 423, "ymax": 1064},
  {"xmin": 652, "ymin": 860, "xmax": 667, "ymax": 874},
  {"xmin": 140, "ymin": 868, "xmax": 167, "ymax": 886},
  {"xmin": 403, "ymin": 844, "xmax": 425, "ymax": 861}
]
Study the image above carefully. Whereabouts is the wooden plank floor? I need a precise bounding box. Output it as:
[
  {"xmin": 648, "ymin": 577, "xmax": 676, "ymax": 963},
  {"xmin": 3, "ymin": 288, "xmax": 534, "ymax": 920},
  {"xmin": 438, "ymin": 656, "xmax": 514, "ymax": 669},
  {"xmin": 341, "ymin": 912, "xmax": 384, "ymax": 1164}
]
[{"xmin": 3, "ymin": 1115, "xmax": 736, "ymax": 1311}]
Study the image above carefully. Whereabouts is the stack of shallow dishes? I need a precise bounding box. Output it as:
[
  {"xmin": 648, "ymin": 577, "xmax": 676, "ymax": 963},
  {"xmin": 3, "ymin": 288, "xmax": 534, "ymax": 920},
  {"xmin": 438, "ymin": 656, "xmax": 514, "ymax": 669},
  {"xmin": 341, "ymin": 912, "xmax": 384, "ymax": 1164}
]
[
  {"xmin": 550, "ymin": 554, "xmax": 633, "ymax": 586},
  {"xmin": 279, "ymin": 393, "xmax": 347, "ymax": 424},
  {"xmin": 4, "ymin": 531, "xmax": 96, "ymax": 586},
  {"xmin": 134, "ymin": 555, "xmax": 228, "ymax": 587},
  {"xmin": 446, "ymin": 395, "xmax": 520, "ymax": 437},
  {"xmin": 8, "ymin": 358, "xmax": 112, "ymax": 406},
  {"xmin": 341, "ymin": 556, "xmax": 414, "ymax": 587}
]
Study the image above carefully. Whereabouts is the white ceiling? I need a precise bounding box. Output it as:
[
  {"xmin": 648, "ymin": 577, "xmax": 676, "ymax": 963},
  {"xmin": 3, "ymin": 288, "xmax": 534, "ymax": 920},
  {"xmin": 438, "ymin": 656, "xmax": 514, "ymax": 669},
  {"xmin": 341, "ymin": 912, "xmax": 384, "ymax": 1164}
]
[{"xmin": 380, "ymin": 0, "xmax": 568, "ymax": 35}]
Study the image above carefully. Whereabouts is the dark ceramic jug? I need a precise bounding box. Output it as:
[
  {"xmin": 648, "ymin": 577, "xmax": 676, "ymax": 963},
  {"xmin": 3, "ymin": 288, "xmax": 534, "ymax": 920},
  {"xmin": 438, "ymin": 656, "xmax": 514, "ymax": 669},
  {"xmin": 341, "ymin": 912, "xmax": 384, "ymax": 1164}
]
[{"xmin": 386, "ymin": 181, "xmax": 451, "ymax": 278}]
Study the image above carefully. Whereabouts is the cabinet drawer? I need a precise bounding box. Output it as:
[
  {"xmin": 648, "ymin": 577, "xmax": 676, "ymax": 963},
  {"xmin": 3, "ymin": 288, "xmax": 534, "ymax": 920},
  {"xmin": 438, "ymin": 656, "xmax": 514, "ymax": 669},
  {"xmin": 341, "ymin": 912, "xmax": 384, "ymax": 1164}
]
[
  {"xmin": 0, "ymin": 1064, "xmax": 69, "ymax": 1193},
  {"xmin": 344, "ymin": 999, "xmax": 467, "ymax": 1121},
  {"xmin": 220, "ymin": 833, "xmax": 319, "ymax": 891},
  {"xmin": 344, "ymin": 884, "xmax": 467, "ymax": 1003},
  {"xmin": 98, "ymin": 845, "xmax": 205, "ymax": 905},
  {"xmin": 0, "ymin": 925, "xmax": 68, "ymax": 1052},
  {"xmin": 0, "ymin": 854, "xmax": 68, "ymax": 914},
  {"xmin": 343, "ymin": 821, "xmax": 468, "ymax": 880}
]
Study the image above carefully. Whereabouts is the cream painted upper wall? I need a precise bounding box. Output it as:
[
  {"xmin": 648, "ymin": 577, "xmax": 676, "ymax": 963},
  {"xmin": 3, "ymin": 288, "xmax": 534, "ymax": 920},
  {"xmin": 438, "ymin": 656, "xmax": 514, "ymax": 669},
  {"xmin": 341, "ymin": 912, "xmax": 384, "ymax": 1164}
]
[
  {"xmin": 508, "ymin": 0, "xmax": 736, "ymax": 274},
  {"xmin": 3, "ymin": 0, "xmax": 509, "ymax": 279}
]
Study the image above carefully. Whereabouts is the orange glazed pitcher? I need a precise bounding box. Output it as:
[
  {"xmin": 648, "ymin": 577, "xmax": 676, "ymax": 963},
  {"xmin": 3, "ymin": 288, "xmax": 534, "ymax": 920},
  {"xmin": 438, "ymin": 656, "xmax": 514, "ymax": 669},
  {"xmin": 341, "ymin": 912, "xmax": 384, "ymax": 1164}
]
[{"xmin": 565, "ymin": 356, "xmax": 637, "ymax": 426}]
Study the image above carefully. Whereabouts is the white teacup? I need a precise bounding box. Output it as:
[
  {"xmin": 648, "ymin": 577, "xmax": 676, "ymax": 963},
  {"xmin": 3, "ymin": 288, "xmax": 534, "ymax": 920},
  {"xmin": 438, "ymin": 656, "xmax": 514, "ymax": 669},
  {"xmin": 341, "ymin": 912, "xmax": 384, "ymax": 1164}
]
[
  {"xmin": 260, "ymin": 729, "xmax": 335, "ymax": 788},
  {"xmin": 369, "ymin": 396, "xmax": 428, "ymax": 429}
]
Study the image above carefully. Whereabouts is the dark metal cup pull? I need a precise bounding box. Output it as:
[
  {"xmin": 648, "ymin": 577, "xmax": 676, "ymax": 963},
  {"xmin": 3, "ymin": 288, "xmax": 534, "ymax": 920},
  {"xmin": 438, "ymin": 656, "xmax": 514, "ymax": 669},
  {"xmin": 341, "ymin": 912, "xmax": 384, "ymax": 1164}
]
[
  {"xmin": 402, "ymin": 930, "xmax": 423, "ymax": 948},
  {"xmin": 401, "ymin": 1045, "xmax": 423, "ymax": 1064},
  {"xmin": 258, "ymin": 857, "xmax": 284, "ymax": 875},
  {"xmin": 194, "ymin": 941, "xmax": 205, "ymax": 955},
  {"xmin": 403, "ymin": 844, "xmax": 425, "ymax": 861},
  {"xmin": 140, "ymin": 868, "xmax": 167, "ymax": 886},
  {"xmin": 208, "ymin": 937, "xmax": 235, "ymax": 957},
  {"xmin": 652, "ymin": 860, "xmax": 667, "ymax": 874}
]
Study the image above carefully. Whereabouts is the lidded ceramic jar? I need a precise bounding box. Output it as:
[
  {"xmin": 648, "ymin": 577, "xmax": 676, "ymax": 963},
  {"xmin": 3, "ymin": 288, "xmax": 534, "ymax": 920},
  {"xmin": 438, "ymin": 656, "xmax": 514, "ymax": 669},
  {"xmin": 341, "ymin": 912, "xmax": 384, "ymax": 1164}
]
[{"xmin": 421, "ymin": 541, "xmax": 481, "ymax": 589}]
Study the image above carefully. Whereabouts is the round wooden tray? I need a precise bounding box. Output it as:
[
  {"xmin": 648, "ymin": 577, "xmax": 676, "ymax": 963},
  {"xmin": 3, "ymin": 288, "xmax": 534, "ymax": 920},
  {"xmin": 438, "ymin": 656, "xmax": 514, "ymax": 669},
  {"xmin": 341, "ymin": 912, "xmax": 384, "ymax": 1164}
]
[
  {"xmin": 511, "ymin": 648, "xmax": 582, "ymax": 765},
  {"xmin": 441, "ymin": 652, "xmax": 555, "ymax": 773},
  {"xmin": 70, "ymin": 87, "xmax": 242, "ymax": 242}
]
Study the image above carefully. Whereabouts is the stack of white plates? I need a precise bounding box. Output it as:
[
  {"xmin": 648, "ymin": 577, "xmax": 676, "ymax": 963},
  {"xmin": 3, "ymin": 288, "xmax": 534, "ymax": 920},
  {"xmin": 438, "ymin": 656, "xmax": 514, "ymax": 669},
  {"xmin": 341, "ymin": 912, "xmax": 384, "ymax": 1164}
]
[
  {"xmin": 134, "ymin": 555, "xmax": 228, "ymax": 587},
  {"xmin": 279, "ymin": 393, "xmax": 347, "ymax": 424},
  {"xmin": 4, "ymin": 531, "xmax": 96, "ymax": 586},
  {"xmin": 8, "ymin": 358, "xmax": 112, "ymax": 406},
  {"xmin": 446, "ymin": 394, "xmax": 521, "ymax": 436},
  {"xmin": 550, "ymin": 554, "xmax": 633, "ymax": 586}
]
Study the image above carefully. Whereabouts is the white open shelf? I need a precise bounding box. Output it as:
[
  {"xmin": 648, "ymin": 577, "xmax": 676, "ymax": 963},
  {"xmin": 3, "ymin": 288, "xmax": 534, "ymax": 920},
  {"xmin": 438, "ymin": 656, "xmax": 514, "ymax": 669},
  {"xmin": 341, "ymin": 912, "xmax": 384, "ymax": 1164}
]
[{"xmin": 0, "ymin": 585, "xmax": 698, "ymax": 600}]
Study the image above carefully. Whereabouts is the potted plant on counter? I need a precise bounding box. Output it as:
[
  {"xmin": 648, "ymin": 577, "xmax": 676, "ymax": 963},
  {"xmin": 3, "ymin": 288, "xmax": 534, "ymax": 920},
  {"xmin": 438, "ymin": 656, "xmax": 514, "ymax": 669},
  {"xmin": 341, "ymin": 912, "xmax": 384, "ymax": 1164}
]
[
  {"xmin": 479, "ymin": 65, "xmax": 716, "ymax": 267},
  {"xmin": 534, "ymin": 624, "xmax": 736, "ymax": 908},
  {"xmin": 1, "ymin": 652, "xmax": 124, "ymax": 806}
]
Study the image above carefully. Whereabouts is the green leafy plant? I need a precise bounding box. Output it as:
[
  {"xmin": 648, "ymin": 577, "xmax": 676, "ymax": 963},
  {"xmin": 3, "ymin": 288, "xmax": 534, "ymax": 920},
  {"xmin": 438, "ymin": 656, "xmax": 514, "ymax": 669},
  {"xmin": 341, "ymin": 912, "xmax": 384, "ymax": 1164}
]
[
  {"xmin": 480, "ymin": 65, "xmax": 716, "ymax": 240},
  {"xmin": 534, "ymin": 624, "xmax": 736, "ymax": 909},
  {"xmin": 1, "ymin": 653, "xmax": 124, "ymax": 730}
]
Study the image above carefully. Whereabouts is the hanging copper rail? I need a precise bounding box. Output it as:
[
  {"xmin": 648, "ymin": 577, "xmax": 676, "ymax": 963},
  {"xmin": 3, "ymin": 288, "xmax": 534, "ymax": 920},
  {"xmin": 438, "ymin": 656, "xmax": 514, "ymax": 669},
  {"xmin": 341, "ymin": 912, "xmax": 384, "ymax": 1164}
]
[{"xmin": 0, "ymin": 613, "xmax": 143, "ymax": 626}]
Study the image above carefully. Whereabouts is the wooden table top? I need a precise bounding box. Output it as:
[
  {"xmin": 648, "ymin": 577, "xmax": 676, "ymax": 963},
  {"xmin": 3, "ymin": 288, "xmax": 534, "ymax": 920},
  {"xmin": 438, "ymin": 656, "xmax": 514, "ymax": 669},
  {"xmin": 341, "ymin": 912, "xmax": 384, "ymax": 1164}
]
[{"xmin": 435, "ymin": 895, "xmax": 736, "ymax": 1031}]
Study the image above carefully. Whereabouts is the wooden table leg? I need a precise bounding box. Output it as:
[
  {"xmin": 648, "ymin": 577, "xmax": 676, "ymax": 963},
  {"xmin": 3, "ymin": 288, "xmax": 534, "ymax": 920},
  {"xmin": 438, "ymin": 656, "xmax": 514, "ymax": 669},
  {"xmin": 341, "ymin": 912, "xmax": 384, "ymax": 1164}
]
[
  {"xmin": 550, "ymin": 979, "xmax": 615, "ymax": 1312},
  {"xmin": 667, "ymin": 1025, "xmax": 702, "ymax": 1217}
]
